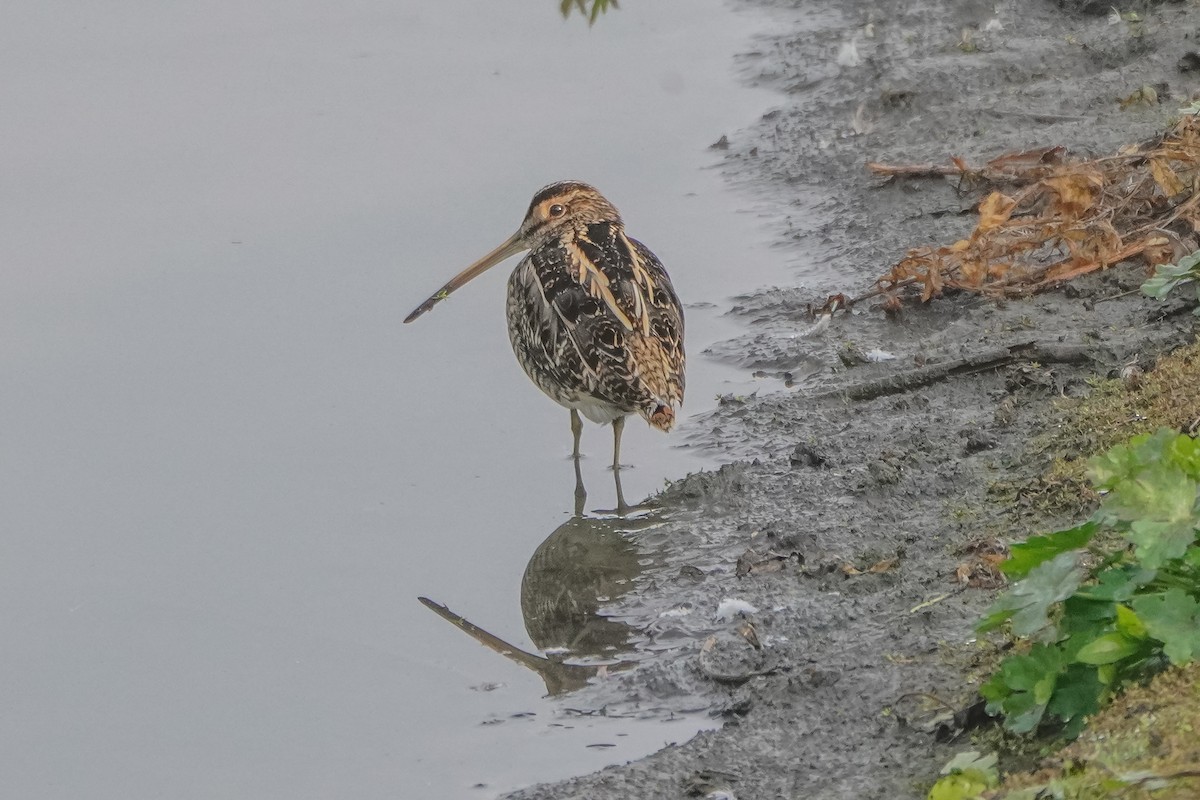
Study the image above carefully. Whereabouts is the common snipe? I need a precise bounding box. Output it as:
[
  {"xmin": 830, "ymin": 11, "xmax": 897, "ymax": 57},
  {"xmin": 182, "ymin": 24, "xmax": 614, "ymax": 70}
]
[{"xmin": 405, "ymin": 181, "xmax": 685, "ymax": 470}]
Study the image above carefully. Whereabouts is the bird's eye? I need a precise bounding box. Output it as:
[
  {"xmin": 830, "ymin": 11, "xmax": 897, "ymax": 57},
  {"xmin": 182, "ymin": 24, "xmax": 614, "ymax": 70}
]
[{"xmin": 548, "ymin": 204, "xmax": 566, "ymax": 217}]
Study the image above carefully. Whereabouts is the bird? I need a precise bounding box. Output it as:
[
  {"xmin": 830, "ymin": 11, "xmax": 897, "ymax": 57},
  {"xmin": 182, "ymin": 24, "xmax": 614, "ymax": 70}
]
[{"xmin": 404, "ymin": 181, "xmax": 685, "ymax": 471}]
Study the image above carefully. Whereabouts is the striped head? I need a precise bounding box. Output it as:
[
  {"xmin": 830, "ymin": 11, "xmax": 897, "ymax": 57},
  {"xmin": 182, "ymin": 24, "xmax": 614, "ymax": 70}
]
[
  {"xmin": 515, "ymin": 181, "xmax": 624, "ymax": 251},
  {"xmin": 405, "ymin": 181, "xmax": 623, "ymax": 323}
]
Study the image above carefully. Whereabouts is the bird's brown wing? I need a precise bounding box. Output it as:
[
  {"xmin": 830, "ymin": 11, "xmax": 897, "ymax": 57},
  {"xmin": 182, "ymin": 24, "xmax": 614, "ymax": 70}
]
[
  {"xmin": 627, "ymin": 236, "xmax": 685, "ymax": 399},
  {"xmin": 511, "ymin": 245, "xmax": 627, "ymax": 408},
  {"xmin": 519, "ymin": 227, "xmax": 684, "ymax": 417}
]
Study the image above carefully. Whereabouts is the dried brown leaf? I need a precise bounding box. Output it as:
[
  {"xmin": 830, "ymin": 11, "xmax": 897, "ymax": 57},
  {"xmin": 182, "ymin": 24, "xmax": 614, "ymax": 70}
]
[
  {"xmin": 1142, "ymin": 235, "xmax": 1175, "ymax": 267},
  {"xmin": 1041, "ymin": 171, "xmax": 1103, "ymax": 220},
  {"xmin": 1149, "ymin": 157, "xmax": 1187, "ymax": 197},
  {"xmin": 974, "ymin": 192, "xmax": 1017, "ymax": 234},
  {"xmin": 866, "ymin": 117, "xmax": 1200, "ymax": 307},
  {"xmin": 958, "ymin": 259, "xmax": 987, "ymax": 287}
]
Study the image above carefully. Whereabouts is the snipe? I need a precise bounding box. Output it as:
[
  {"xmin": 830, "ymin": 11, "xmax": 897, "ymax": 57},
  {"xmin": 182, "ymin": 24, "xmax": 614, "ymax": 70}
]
[{"xmin": 405, "ymin": 181, "xmax": 685, "ymax": 470}]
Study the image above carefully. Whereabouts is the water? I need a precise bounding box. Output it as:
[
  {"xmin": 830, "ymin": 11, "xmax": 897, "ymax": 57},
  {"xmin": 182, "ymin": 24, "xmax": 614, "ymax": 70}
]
[{"xmin": 0, "ymin": 2, "xmax": 793, "ymax": 797}]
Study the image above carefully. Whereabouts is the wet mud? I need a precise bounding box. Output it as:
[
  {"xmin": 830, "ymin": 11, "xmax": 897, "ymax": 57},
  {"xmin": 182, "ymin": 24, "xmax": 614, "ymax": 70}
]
[{"xmin": 502, "ymin": 2, "xmax": 1200, "ymax": 797}]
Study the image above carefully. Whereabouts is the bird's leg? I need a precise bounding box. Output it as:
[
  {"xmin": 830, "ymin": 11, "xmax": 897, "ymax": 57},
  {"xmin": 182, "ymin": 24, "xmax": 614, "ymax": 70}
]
[
  {"xmin": 570, "ymin": 409, "xmax": 583, "ymax": 460},
  {"xmin": 611, "ymin": 415, "xmax": 625, "ymax": 471},
  {"xmin": 612, "ymin": 464, "xmax": 630, "ymax": 516},
  {"xmin": 572, "ymin": 448, "xmax": 587, "ymax": 516}
]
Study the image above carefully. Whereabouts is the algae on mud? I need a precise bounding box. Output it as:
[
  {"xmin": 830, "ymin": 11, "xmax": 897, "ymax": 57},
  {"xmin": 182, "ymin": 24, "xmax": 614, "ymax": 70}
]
[
  {"xmin": 503, "ymin": 1, "xmax": 1200, "ymax": 798},
  {"xmin": 996, "ymin": 339, "xmax": 1200, "ymax": 524}
]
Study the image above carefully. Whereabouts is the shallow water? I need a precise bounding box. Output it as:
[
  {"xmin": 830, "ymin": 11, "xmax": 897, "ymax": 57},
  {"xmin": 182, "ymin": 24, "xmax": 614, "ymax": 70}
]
[{"xmin": 0, "ymin": 2, "xmax": 801, "ymax": 798}]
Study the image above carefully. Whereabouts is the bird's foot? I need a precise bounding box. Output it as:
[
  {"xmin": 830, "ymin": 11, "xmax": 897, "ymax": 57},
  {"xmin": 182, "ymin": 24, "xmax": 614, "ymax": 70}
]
[{"xmin": 593, "ymin": 498, "xmax": 655, "ymax": 517}]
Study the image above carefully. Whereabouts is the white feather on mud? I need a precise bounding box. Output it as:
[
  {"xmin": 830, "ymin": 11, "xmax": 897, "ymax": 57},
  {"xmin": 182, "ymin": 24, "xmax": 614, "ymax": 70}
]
[
  {"xmin": 715, "ymin": 598, "xmax": 759, "ymax": 621},
  {"xmin": 836, "ymin": 38, "xmax": 860, "ymax": 67}
]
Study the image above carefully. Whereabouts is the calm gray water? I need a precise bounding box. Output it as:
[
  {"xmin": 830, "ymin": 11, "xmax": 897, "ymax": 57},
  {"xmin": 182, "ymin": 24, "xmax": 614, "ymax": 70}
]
[{"xmin": 1, "ymin": 2, "xmax": 796, "ymax": 797}]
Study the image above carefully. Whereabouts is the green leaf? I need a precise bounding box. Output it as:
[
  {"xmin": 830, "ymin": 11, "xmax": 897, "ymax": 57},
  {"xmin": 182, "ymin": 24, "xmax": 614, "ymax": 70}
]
[
  {"xmin": 927, "ymin": 773, "xmax": 991, "ymax": 800},
  {"xmin": 1088, "ymin": 430, "xmax": 1200, "ymax": 569},
  {"xmin": 1176, "ymin": 249, "xmax": 1200, "ymax": 270},
  {"xmin": 1047, "ymin": 663, "xmax": 1103, "ymax": 735},
  {"xmin": 1165, "ymin": 433, "xmax": 1200, "ymax": 479},
  {"xmin": 1001, "ymin": 689, "xmax": 1049, "ymax": 734},
  {"xmin": 1141, "ymin": 272, "xmax": 1192, "ymax": 299},
  {"xmin": 1002, "ymin": 522, "xmax": 1097, "ymax": 578},
  {"xmin": 1105, "ymin": 460, "xmax": 1195, "ymax": 525},
  {"xmin": 978, "ymin": 551, "xmax": 1085, "ymax": 636},
  {"xmin": 983, "ymin": 644, "xmax": 1064, "ymax": 733},
  {"xmin": 1130, "ymin": 588, "xmax": 1200, "ymax": 664},
  {"xmin": 1142, "ymin": 250, "xmax": 1200, "ymax": 298},
  {"xmin": 1089, "ymin": 439, "xmax": 1141, "ymax": 488},
  {"xmin": 1017, "ymin": 654, "xmax": 1061, "ymax": 700},
  {"xmin": 1127, "ymin": 518, "xmax": 1198, "ymax": 570},
  {"xmin": 1115, "ymin": 604, "xmax": 1147, "ymax": 639},
  {"xmin": 1075, "ymin": 632, "xmax": 1142, "ymax": 664},
  {"xmin": 1062, "ymin": 595, "xmax": 1116, "ymax": 622},
  {"xmin": 1059, "ymin": 597, "xmax": 1115, "ymax": 660},
  {"xmin": 979, "ymin": 672, "xmax": 1009, "ymax": 705},
  {"xmin": 928, "ymin": 752, "xmax": 999, "ymax": 799},
  {"xmin": 1089, "ymin": 429, "xmax": 1187, "ymax": 492},
  {"xmin": 1097, "ymin": 662, "xmax": 1118, "ymax": 685},
  {"xmin": 560, "ymin": 0, "xmax": 618, "ymax": 24},
  {"xmin": 1077, "ymin": 564, "xmax": 1157, "ymax": 602}
]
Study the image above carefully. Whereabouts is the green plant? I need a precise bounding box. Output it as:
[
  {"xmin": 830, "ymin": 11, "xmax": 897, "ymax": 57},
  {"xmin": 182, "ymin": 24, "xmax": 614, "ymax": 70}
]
[
  {"xmin": 559, "ymin": 0, "xmax": 619, "ymax": 24},
  {"xmin": 1142, "ymin": 249, "xmax": 1200, "ymax": 315},
  {"xmin": 978, "ymin": 429, "xmax": 1200, "ymax": 737},
  {"xmin": 926, "ymin": 751, "xmax": 999, "ymax": 800}
]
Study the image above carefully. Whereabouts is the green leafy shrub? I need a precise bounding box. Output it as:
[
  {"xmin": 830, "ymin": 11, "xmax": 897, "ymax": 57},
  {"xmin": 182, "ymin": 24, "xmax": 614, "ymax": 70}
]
[{"xmin": 978, "ymin": 429, "xmax": 1200, "ymax": 736}]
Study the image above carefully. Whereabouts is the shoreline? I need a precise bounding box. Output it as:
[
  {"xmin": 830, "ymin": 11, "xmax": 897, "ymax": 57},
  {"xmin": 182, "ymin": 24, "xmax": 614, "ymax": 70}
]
[{"xmin": 505, "ymin": 2, "xmax": 1200, "ymax": 797}]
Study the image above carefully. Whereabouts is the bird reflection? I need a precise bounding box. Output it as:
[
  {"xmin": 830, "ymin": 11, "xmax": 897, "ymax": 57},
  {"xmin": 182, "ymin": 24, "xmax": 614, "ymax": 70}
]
[
  {"xmin": 520, "ymin": 496, "xmax": 650, "ymax": 663},
  {"xmin": 418, "ymin": 596, "xmax": 617, "ymax": 696},
  {"xmin": 419, "ymin": 471, "xmax": 661, "ymax": 695},
  {"xmin": 573, "ymin": 449, "xmax": 636, "ymax": 516}
]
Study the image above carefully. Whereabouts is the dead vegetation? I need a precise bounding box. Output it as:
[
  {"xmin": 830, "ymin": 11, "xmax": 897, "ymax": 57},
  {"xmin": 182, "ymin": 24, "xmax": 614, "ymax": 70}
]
[{"xmin": 858, "ymin": 115, "xmax": 1200, "ymax": 310}]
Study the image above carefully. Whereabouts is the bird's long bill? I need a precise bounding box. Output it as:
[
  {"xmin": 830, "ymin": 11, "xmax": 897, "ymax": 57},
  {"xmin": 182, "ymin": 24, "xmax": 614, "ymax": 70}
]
[{"xmin": 403, "ymin": 232, "xmax": 527, "ymax": 323}]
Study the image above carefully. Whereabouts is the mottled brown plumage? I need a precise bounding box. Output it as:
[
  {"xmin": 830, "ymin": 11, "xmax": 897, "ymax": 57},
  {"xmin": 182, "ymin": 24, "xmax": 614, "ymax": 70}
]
[{"xmin": 405, "ymin": 181, "xmax": 685, "ymax": 468}]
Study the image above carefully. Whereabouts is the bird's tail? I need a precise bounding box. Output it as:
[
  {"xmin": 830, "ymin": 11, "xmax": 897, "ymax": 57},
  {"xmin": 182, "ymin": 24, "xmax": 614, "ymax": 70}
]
[{"xmin": 646, "ymin": 403, "xmax": 675, "ymax": 432}]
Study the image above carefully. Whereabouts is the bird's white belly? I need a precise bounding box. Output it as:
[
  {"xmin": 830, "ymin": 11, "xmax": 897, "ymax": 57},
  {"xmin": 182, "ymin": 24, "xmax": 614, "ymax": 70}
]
[{"xmin": 569, "ymin": 396, "xmax": 627, "ymax": 425}]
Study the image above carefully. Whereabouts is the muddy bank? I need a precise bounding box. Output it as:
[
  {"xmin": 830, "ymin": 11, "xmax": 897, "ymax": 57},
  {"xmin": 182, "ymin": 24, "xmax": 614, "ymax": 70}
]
[{"xmin": 505, "ymin": 2, "xmax": 1200, "ymax": 798}]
